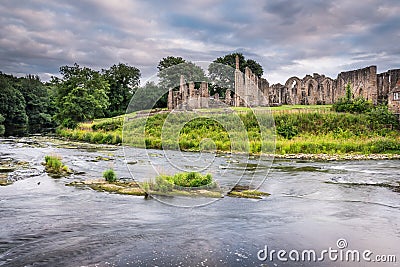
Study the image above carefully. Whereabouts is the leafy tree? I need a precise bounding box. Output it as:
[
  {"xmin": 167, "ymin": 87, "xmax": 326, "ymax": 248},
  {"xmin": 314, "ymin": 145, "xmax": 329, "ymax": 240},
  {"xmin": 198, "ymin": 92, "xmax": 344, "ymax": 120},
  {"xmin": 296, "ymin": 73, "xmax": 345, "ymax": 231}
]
[
  {"xmin": 157, "ymin": 56, "xmax": 186, "ymax": 72},
  {"xmin": 0, "ymin": 114, "xmax": 5, "ymax": 136},
  {"xmin": 128, "ymin": 81, "xmax": 166, "ymax": 111},
  {"xmin": 17, "ymin": 75, "xmax": 55, "ymax": 132},
  {"xmin": 156, "ymin": 56, "xmax": 207, "ymax": 107},
  {"xmin": 54, "ymin": 64, "xmax": 110, "ymax": 128},
  {"xmin": 245, "ymin": 59, "xmax": 264, "ymax": 77},
  {"xmin": 0, "ymin": 74, "xmax": 28, "ymax": 135},
  {"xmin": 158, "ymin": 56, "xmax": 207, "ymax": 90},
  {"xmin": 345, "ymin": 82, "xmax": 352, "ymax": 102},
  {"xmin": 210, "ymin": 53, "xmax": 263, "ymax": 77},
  {"xmin": 102, "ymin": 63, "xmax": 141, "ymax": 117},
  {"xmin": 368, "ymin": 105, "xmax": 399, "ymax": 129},
  {"xmin": 208, "ymin": 53, "xmax": 264, "ymax": 96}
]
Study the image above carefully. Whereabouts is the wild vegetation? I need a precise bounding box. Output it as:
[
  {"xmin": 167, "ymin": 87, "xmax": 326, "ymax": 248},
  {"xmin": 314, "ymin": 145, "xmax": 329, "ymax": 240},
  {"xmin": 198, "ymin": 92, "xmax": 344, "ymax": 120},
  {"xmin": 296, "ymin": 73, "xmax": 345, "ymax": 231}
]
[
  {"xmin": 140, "ymin": 172, "xmax": 221, "ymax": 197},
  {"xmin": 141, "ymin": 172, "xmax": 215, "ymax": 193},
  {"xmin": 158, "ymin": 172, "xmax": 213, "ymax": 188},
  {"xmin": 103, "ymin": 169, "xmax": 117, "ymax": 182},
  {"xmin": 332, "ymin": 83, "xmax": 374, "ymax": 113},
  {"xmin": 0, "ymin": 62, "xmax": 140, "ymax": 135},
  {"xmin": 0, "ymin": 73, "xmax": 56, "ymax": 135},
  {"xmin": 56, "ymin": 104, "xmax": 400, "ymax": 155},
  {"xmin": 43, "ymin": 155, "xmax": 71, "ymax": 176}
]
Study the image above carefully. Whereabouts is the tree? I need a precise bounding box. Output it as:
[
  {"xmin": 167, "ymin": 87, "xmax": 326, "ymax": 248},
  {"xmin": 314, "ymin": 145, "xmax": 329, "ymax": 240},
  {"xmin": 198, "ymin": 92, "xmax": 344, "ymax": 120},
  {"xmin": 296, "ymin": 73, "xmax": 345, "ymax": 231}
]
[
  {"xmin": 208, "ymin": 53, "xmax": 264, "ymax": 96},
  {"xmin": 156, "ymin": 56, "xmax": 207, "ymax": 107},
  {"xmin": 129, "ymin": 81, "xmax": 166, "ymax": 111},
  {"xmin": 210, "ymin": 53, "xmax": 263, "ymax": 77},
  {"xmin": 0, "ymin": 73, "xmax": 28, "ymax": 135},
  {"xmin": 54, "ymin": 64, "xmax": 110, "ymax": 128},
  {"xmin": 157, "ymin": 56, "xmax": 186, "ymax": 72},
  {"xmin": 102, "ymin": 63, "xmax": 141, "ymax": 117},
  {"xmin": 245, "ymin": 59, "xmax": 263, "ymax": 77},
  {"xmin": 17, "ymin": 75, "xmax": 55, "ymax": 132},
  {"xmin": 158, "ymin": 56, "xmax": 207, "ymax": 89},
  {"xmin": 0, "ymin": 114, "xmax": 4, "ymax": 136},
  {"xmin": 345, "ymin": 82, "xmax": 352, "ymax": 102}
]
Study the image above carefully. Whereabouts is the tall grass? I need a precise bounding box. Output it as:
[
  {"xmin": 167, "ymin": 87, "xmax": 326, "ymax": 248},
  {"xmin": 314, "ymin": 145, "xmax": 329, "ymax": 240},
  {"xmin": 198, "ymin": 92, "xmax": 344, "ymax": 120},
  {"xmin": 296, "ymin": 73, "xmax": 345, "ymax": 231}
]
[
  {"xmin": 103, "ymin": 169, "xmax": 117, "ymax": 182},
  {"xmin": 142, "ymin": 172, "xmax": 214, "ymax": 193},
  {"xmin": 57, "ymin": 108, "xmax": 400, "ymax": 155},
  {"xmin": 44, "ymin": 155, "xmax": 70, "ymax": 174}
]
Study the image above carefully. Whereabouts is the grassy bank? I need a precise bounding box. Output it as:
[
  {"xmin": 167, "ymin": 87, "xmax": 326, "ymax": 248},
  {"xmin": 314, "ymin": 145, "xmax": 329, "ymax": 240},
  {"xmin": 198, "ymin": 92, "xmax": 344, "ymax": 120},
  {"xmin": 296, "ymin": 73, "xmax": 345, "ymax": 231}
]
[
  {"xmin": 56, "ymin": 116, "xmax": 123, "ymax": 145},
  {"xmin": 56, "ymin": 106, "xmax": 400, "ymax": 155}
]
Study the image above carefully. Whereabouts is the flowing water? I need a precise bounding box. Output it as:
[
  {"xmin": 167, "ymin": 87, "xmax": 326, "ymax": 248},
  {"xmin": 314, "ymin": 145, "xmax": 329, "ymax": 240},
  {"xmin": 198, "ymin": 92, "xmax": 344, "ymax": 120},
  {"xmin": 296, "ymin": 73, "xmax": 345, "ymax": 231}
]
[{"xmin": 0, "ymin": 137, "xmax": 399, "ymax": 266}]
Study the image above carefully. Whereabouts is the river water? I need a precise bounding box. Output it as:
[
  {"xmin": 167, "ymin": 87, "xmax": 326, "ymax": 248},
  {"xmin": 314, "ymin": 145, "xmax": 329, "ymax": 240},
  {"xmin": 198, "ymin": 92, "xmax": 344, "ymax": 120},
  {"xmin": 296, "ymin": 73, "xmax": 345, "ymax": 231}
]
[{"xmin": 0, "ymin": 137, "xmax": 399, "ymax": 266}]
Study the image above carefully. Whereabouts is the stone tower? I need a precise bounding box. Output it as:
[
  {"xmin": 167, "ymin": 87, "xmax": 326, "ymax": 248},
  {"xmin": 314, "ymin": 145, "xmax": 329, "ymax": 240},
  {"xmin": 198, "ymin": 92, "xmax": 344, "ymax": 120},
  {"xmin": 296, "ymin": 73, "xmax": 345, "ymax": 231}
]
[{"xmin": 234, "ymin": 55, "xmax": 244, "ymax": 106}]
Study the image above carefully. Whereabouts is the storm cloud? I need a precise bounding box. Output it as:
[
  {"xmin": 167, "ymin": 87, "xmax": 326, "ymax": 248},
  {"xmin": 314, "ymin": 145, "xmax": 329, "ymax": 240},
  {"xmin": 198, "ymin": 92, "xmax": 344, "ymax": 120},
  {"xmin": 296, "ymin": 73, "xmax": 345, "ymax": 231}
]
[{"xmin": 0, "ymin": 0, "xmax": 399, "ymax": 83}]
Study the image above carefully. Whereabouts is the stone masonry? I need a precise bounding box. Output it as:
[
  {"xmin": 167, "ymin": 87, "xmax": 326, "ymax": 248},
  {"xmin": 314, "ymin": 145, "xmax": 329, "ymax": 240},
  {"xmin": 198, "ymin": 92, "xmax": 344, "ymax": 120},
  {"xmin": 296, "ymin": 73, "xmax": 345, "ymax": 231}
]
[
  {"xmin": 167, "ymin": 55, "xmax": 400, "ymax": 112},
  {"xmin": 167, "ymin": 75, "xmax": 210, "ymax": 110}
]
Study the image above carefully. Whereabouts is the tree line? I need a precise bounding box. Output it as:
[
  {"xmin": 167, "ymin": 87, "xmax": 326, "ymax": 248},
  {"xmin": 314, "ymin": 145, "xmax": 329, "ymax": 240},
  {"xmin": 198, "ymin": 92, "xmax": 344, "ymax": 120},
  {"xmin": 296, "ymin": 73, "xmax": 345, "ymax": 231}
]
[{"xmin": 0, "ymin": 53, "xmax": 263, "ymax": 135}]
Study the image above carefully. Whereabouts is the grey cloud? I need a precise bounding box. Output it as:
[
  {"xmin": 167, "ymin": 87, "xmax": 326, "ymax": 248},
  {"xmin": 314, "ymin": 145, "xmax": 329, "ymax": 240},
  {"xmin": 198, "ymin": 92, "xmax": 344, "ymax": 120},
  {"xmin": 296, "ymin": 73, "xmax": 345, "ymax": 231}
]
[{"xmin": 0, "ymin": 0, "xmax": 399, "ymax": 84}]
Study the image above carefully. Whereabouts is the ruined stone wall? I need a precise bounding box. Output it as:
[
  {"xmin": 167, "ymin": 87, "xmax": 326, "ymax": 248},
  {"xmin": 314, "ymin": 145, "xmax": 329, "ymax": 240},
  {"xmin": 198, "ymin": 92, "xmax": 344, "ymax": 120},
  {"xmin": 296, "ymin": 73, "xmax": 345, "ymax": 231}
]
[
  {"xmin": 335, "ymin": 66, "xmax": 377, "ymax": 104},
  {"xmin": 233, "ymin": 56, "xmax": 268, "ymax": 107},
  {"xmin": 167, "ymin": 75, "xmax": 210, "ymax": 110},
  {"xmin": 388, "ymin": 80, "xmax": 400, "ymax": 114},
  {"xmin": 268, "ymin": 74, "xmax": 334, "ymax": 105},
  {"xmin": 234, "ymin": 67, "xmax": 244, "ymax": 107},
  {"xmin": 266, "ymin": 66, "xmax": 392, "ymax": 106},
  {"xmin": 168, "ymin": 63, "xmax": 399, "ymax": 111},
  {"xmin": 378, "ymin": 69, "xmax": 400, "ymax": 104}
]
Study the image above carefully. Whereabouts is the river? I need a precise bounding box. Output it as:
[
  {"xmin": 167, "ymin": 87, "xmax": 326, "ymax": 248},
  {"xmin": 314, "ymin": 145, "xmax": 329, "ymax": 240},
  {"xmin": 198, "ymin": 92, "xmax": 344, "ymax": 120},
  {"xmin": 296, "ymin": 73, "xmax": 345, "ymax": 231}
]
[{"xmin": 0, "ymin": 137, "xmax": 399, "ymax": 266}]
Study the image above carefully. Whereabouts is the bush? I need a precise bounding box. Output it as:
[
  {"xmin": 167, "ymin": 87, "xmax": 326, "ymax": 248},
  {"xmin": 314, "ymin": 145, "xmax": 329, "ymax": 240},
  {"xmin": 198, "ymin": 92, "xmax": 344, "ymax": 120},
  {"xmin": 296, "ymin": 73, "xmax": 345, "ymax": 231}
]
[
  {"xmin": 103, "ymin": 169, "xmax": 117, "ymax": 182},
  {"xmin": 101, "ymin": 133, "xmax": 114, "ymax": 144},
  {"xmin": 154, "ymin": 175, "xmax": 174, "ymax": 192},
  {"xmin": 276, "ymin": 120, "xmax": 298, "ymax": 139},
  {"xmin": 92, "ymin": 118, "xmax": 123, "ymax": 131},
  {"xmin": 145, "ymin": 172, "xmax": 214, "ymax": 192},
  {"xmin": 91, "ymin": 132, "xmax": 104, "ymax": 143},
  {"xmin": 332, "ymin": 97, "xmax": 373, "ymax": 113},
  {"xmin": 368, "ymin": 105, "xmax": 399, "ymax": 129},
  {"xmin": 44, "ymin": 155, "xmax": 69, "ymax": 174},
  {"xmin": 162, "ymin": 172, "xmax": 213, "ymax": 188},
  {"xmin": 332, "ymin": 82, "xmax": 373, "ymax": 114},
  {"xmin": 82, "ymin": 132, "xmax": 93, "ymax": 142}
]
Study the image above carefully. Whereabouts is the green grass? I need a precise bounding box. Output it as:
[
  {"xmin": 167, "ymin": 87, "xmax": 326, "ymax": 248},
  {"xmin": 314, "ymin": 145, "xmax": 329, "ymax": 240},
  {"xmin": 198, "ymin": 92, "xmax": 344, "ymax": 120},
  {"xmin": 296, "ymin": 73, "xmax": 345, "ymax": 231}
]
[
  {"xmin": 44, "ymin": 155, "xmax": 70, "ymax": 175},
  {"xmin": 57, "ymin": 106, "xmax": 400, "ymax": 155},
  {"xmin": 142, "ymin": 172, "xmax": 215, "ymax": 193},
  {"xmin": 103, "ymin": 169, "xmax": 117, "ymax": 182},
  {"xmin": 162, "ymin": 172, "xmax": 213, "ymax": 187},
  {"xmin": 232, "ymin": 105, "xmax": 332, "ymax": 112}
]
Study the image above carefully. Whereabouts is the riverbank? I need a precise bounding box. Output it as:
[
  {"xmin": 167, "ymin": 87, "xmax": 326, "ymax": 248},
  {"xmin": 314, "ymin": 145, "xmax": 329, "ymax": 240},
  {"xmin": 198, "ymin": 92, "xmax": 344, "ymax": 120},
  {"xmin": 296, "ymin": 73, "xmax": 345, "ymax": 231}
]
[
  {"xmin": 55, "ymin": 106, "xmax": 400, "ymax": 157},
  {"xmin": 5, "ymin": 135, "xmax": 400, "ymax": 162}
]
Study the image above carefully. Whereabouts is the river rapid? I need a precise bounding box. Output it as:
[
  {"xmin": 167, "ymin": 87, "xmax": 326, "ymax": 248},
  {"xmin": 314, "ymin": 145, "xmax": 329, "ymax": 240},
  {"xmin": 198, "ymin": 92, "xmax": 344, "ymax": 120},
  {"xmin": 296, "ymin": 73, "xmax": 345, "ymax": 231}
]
[{"xmin": 0, "ymin": 137, "xmax": 399, "ymax": 266}]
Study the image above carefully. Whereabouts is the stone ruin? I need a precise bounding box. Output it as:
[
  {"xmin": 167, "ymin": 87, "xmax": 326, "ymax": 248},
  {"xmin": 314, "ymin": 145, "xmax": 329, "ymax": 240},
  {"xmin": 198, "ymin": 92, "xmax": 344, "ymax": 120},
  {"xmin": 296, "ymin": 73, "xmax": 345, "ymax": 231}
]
[
  {"xmin": 388, "ymin": 80, "xmax": 400, "ymax": 114},
  {"xmin": 267, "ymin": 66, "xmax": 400, "ymax": 107},
  {"xmin": 167, "ymin": 55, "xmax": 400, "ymax": 113},
  {"xmin": 167, "ymin": 75, "xmax": 210, "ymax": 110},
  {"xmin": 167, "ymin": 55, "xmax": 269, "ymax": 110}
]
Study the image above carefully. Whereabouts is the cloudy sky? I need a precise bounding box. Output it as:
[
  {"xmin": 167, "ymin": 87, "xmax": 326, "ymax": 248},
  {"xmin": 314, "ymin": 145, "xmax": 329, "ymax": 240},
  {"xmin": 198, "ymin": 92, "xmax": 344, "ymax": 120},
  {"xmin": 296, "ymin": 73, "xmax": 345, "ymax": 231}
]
[{"xmin": 0, "ymin": 0, "xmax": 399, "ymax": 84}]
